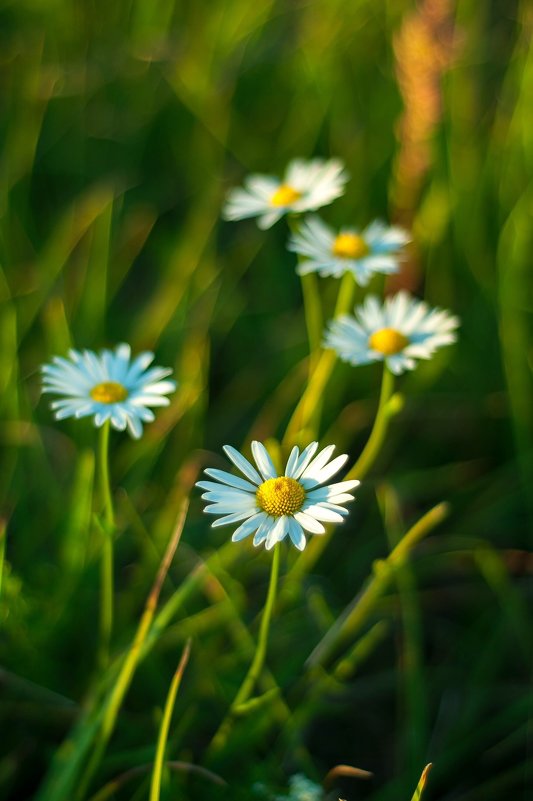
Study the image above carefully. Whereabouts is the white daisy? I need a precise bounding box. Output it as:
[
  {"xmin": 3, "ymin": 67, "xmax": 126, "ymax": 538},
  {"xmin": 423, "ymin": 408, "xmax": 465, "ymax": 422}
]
[
  {"xmin": 41, "ymin": 344, "xmax": 176, "ymax": 438},
  {"xmin": 222, "ymin": 159, "xmax": 349, "ymax": 230},
  {"xmin": 197, "ymin": 441, "xmax": 359, "ymax": 552},
  {"xmin": 324, "ymin": 291, "xmax": 459, "ymax": 375},
  {"xmin": 288, "ymin": 215, "xmax": 410, "ymax": 285}
]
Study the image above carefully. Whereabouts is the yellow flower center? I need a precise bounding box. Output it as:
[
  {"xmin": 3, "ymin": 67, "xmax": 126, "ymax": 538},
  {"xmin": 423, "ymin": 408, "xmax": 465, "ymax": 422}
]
[
  {"xmin": 90, "ymin": 381, "xmax": 128, "ymax": 404},
  {"xmin": 368, "ymin": 328, "xmax": 410, "ymax": 355},
  {"xmin": 270, "ymin": 184, "xmax": 302, "ymax": 207},
  {"xmin": 256, "ymin": 476, "xmax": 305, "ymax": 517},
  {"xmin": 332, "ymin": 232, "xmax": 369, "ymax": 259}
]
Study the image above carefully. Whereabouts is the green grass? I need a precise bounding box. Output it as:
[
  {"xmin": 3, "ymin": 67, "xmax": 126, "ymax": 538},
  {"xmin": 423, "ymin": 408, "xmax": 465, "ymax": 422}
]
[{"xmin": 0, "ymin": 1, "xmax": 531, "ymax": 800}]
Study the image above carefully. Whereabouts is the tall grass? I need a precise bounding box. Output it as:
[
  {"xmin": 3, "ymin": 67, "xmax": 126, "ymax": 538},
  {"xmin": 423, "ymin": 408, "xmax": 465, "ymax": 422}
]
[{"xmin": 0, "ymin": 1, "xmax": 531, "ymax": 800}]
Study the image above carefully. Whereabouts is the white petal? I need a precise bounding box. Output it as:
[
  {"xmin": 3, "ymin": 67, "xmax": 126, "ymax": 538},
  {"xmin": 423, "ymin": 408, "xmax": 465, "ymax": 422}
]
[
  {"xmin": 325, "ymin": 494, "xmax": 357, "ymax": 504},
  {"xmin": 253, "ymin": 517, "xmax": 275, "ymax": 547},
  {"xmin": 231, "ymin": 513, "xmax": 267, "ymax": 542},
  {"xmin": 223, "ymin": 445, "xmax": 262, "ymax": 484},
  {"xmin": 293, "ymin": 441, "xmax": 319, "ymax": 478},
  {"xmin": 284, "ymin": 446, "xmax": 300, "ymax": 478},
  {"xmin": 211, "ymin": 510, "xmax": 257, "ymax": 528},
  {"xmin": 303, "ymin": 454, "xmax": 349, "ymax": 486},
  {"xmin": 197, "ymin": 479, "xmax": 251, "ymax": 494},
  {"xmin": 129, "ymin": 394, "xmax": 170, "ymax": 407},
  {"xmin": 251, "ymin": 441, "xmax": 277, "ymax": 481},
  {"xmin": 293, "ymin": 512, "xmax": 325, "ymax": 534},
  {"xmin": 110, "ymin": 408, "xmax": 128, "ymax": 430},
  {"xmin": 94, "ymin": 410, "xmax": 112, "ymax": 427},
  {"xmin": 301, "ymin": 503, "xmax": 345, "ymax": 523},
  {"xmin": 300, "ymin": 444, "xmax": 336, "ymax": 479},
  {"xmin": 320, "ymin": 501, "xmax": 352, "ymax": 514},
  {"xmin": 126, "ymin": 413, "xmax": 143, "ymax": 439},
  {"xmin": 204, "ymin": 500, "xmax": 257, "ymax": 515},
  {"xmin": 326, "ymin": 480, "xmax": 360, "ymax": 494},
  {"xmin": 257, "ymin": 210, "xmax": 284, "ymax": 229},
  {"xmin": 200, "ymin": 489, "xmax": 253, "ymax": 503},
  {"xmin": 265, "ymin": 517, "xmax": 287, "ymax": 550},
  {"xmin": 203, "ymin": 468, "xmax": 257, "ymax": 492},
  {"xmin": 141, "ymin": 380, "xmax": 176, "ymax": 395},
  {"xmin": 287, "ymin": 517, "xmax": 306, "ymax": 551}
]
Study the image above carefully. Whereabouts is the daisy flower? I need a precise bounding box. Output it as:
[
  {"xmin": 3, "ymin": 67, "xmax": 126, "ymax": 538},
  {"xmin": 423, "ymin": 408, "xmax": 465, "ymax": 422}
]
[
  {"xmin": 197, "ymin": 441, "xmax": 359, "ymax": 551},
  {"xmin": 222, "ymin": 159, "xmax": 349, "ymax": 230},
  {"xmin": 324, "ymin": 291, "xmax": 459, "ymax": 375},
  {"xmin": 288, "ymin": 215, "xmax": 410, "ymax": 285},
  {"xmin": 41, "ymin": 344, "xmax": 176, "ymax": 438}
]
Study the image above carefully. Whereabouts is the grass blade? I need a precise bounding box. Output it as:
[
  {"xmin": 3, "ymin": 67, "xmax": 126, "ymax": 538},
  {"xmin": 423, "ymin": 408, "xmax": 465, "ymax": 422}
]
[{"xmin": 149, "ymin": 639, "xmax": 191, "ymax": 801}]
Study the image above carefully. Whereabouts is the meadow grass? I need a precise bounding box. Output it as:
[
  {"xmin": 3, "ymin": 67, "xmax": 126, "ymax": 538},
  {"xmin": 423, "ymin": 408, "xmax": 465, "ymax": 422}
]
[{"xmin": 0, "ymin": 1, "xmax": 531, "ymax": 800}]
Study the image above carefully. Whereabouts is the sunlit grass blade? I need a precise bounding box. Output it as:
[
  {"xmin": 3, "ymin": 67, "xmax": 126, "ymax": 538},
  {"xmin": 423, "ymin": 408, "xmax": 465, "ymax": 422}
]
[
  {"xmin": 410, "ymin": 763, "xmax": 432, "ymax": 800},
  {"xmin": 149, "ymin": 639, "xmax": 191, "ymax": 801},
  {"xmin": 34, "ymin": 498, "xmax": 189, "ymax": 801},
  {"xmin": 75, "ymin": 498, "xmax": 189, "ymax": 800},
  {"xmin": 88, "ymin": 760, "xmax": 226, "ymax": 801}
]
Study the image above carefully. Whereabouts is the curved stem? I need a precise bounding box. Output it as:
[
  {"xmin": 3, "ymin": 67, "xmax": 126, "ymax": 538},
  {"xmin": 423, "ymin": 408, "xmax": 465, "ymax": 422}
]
[
  {"xmin": 283, "ymin": 365, "xmax": 397, "ymax": 602},
  {"xmin": 98, "ymin": 420, "xmax": 114, "ymax": 670},
  {"xmin": 150, "ymin": 641, "xmax": 191, "ymax": 801},
  {"xmin": 208, "ymin": 544, "xmax": 281, "ymax": 753},
  {"xmin": 345, "ymin": 365, "xmax": 395, "ymax": 481}
]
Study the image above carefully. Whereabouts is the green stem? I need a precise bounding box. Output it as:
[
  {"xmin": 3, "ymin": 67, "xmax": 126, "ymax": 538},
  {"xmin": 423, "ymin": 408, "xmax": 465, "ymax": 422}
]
[
  {"xmin": 345, "ymin": 365, "xmax": 395, "ymax": 481},
  {"xmin": 300, "ymin": 271, "xmax": 323, "ymax": 364},
  {"xmin": 208, "ymin": 544, "xmax": 281, "ymax": 753},
  {"xmin": 288, "ymin": 216, "xmax": 323, "ymax": 371},
  {"xmin": 282, "ymin": 364, "xmax": 399, "ymax": 603},
  {"xmin": 98, "ymin": 420, "xmax": 114, "ymax": 670},
  {"xmin": 283, "ymin": 273, "xmax": 358, "ymax": 447},
  {"xmin": 306, "ymin": 502, "xmax": 449, "ymax": 669},
  {"xmin": 0, "ymin": 520, "xmax": 6, "ymax": 611},
  {"xmin": 334, "ymin": 272, "xmax": 357, "ymax": 317}
]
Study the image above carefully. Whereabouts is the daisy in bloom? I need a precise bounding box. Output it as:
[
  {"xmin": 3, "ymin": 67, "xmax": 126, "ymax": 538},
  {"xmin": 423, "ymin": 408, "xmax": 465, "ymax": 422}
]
[
  {"xmin": 324, "ymin": 291, "xmax": 459, "ymax": 375},
  {"xmin": 41, "ymin": 344, "xmax": 176, "ymax": 438},
  {"xmin": 222, "ymin": 159, "xmax": 349, "ymax": 230},
  {"xmin": 197, "ymin": 441, "xmax": 359, "ymax": 551},
  {"xmin": 288, "ymin": 215, "xmax": 410, "ymax": 285}
]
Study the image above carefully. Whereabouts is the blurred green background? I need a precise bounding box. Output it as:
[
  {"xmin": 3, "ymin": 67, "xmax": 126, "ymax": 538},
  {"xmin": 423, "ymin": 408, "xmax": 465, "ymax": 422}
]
[{"xmin": 0, "ymin": 0, "xmax": 531, "ymax": 799}]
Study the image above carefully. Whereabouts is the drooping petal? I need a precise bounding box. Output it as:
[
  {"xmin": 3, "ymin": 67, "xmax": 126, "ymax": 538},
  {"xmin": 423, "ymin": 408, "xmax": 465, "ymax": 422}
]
[
  {"xmin": 293, "ymin": 511, "xmax": 326, "ymax": 535},
  {"xmin": 231, "ymin": 513, "xmax": 268, "ymax": 542},
  {"xmin": 287, "ymin": 517, "xmax": 306, "ymax": 551},
  {"xmin": 265, "ymin": 517, "xmax": 287, "ymax": 550}
]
